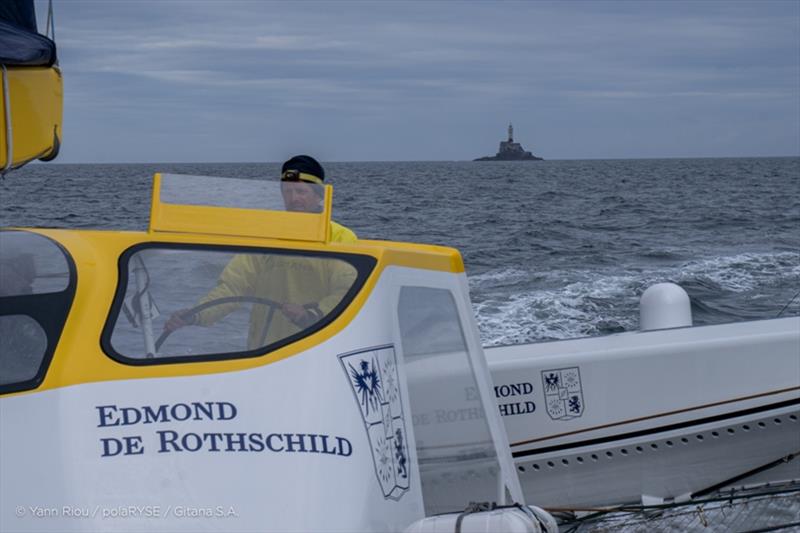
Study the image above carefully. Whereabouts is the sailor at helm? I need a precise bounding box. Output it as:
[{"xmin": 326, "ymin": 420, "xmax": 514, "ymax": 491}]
[{"xmin": 163, "ymin": 155, "xmax": 357, "ymax": 349}]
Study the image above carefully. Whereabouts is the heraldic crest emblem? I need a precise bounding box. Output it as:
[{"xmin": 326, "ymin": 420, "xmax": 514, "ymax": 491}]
[
  {"xmin": 541, "ymin": 366, "xmax": 585, "ymax": 421},
  {"xmin": 339, "ymin": 345, "xmax": 410, "ymax": 500}
]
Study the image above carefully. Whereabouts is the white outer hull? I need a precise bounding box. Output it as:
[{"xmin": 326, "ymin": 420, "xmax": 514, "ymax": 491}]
[
  {"xmin": 0, "ymin": 265, "xmax": 524, "ymax": 532},
  {"xmin": 485, "ymin": 317, "xmax": 800, "ymax": 508},
  {"xmin": 0, "ymin": 271, "xmax": 425, "ymax": 532}
]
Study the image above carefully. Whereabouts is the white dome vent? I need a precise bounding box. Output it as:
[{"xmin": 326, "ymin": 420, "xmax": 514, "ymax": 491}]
[{"xmin": 640, "ymin": 283, "xmax": 692, "ymax": 331}]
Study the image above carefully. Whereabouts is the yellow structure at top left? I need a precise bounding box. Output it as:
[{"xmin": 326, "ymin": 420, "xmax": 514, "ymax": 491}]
[{"xmin": 0, "ymin": 66, "xmax": 63, "ymax": 170}]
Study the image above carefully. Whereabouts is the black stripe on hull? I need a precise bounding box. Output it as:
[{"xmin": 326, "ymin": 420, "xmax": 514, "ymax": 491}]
[{"xmin": 512, "ymin": 397, "xmax": 800, "ymax": 459}]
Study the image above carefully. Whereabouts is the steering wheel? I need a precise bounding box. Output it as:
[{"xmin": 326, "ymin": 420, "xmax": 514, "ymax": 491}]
[{"xmin": 154, "ymin": 296, "xmax": 282, "ymax": 353}]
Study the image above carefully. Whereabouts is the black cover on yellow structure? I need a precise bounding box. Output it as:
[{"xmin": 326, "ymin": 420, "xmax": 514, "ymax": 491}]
[
  {"xmin": 0, "ymin": 0, "xmax": 61, "ymax": 172},
  {"xmin": 0, "ymin": 21, "xmax": 56, "ymax": 66}
]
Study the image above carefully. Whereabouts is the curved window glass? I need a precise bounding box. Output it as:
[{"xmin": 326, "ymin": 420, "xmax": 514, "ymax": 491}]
[
  {"xmin": 398, "ymin": 286, "xmax": 502, "ymax": 516},
  {"xmin": 104, "ymin": 244, "xmax": 375, "ymax": 363},
  {"xmin": 0, "ymin": 230, "xmax": 71, "ymax": 296},
  {"xmin": 0, "ymin": 230, "xmax": 76, "ymax": 394},
  {"xmin": 0, "ymin": 315, "xmax": 48, "ymax": 385}
]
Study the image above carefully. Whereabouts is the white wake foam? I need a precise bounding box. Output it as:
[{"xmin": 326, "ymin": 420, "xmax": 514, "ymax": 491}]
[{"xmin": 471, "ymin": 251, "xmax": 800, "ymax": 346}]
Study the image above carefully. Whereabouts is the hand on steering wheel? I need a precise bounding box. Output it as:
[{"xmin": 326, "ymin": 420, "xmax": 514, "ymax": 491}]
[
  {"xmin": 163, "ymin": 308, "xmax": 195, "ymax": 333},
  {"xmin": 155, "ymin": 296, "xmax": 282, "ymax": 353}
]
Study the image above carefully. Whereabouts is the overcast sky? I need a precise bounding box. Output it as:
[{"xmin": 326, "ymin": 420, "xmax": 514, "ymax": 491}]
[{"xmin": 44, "ymin": 0, "xmax": 800, "ymax": 163}]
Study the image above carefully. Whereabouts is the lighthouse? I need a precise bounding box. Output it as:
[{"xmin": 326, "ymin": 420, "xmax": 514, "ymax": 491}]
[{"xmin": 473, "ymin": 123, "xmax": 543, "ymax": 161}]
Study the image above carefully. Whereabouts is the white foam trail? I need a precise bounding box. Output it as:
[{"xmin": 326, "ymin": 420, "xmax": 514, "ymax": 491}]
[
  {"xmin": 474, "ymin": 273, "xmax": 640, "ymax": 346},
  {"xmin": 472, "ymin": 251, "xmax": 800, "ymax": 346},
  {"xmin": 468, "ymin": 267, "xmax": 532, "ymax": 288},
  {"xmin": 676, "ymin": 251, "xmax": 800, "ymax": 292}
]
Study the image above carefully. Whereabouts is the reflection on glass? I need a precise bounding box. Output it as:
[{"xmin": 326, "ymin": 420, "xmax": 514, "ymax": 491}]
[
  {"xmin": 0, "ymin": 315, "xmax": 47, "ymax": 385},
  {"xmin": 0, "ymin": 231, "xmax": 70, "ymax": 296},
  {"xmin": 159, "ymin": 174, "xmax": 324, "ymax": 214},
  {"xmin": 398, "ymin": 286, "xmax": 501, "ymax": 515},
  {"xmin": 111, "ymin": 248, "xmax": 358, "ymax": 358}
]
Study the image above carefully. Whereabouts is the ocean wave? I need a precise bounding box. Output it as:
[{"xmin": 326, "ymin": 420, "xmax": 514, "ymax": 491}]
[
  {"xmin": 473, "ymin": 273, "xmax": 641, "ymax": 345},
  {"xmin": 675, "ymin": 251, "xmax": 800, "ymax": 292},
  {"xmin": 472, "ymin": 250, "xmax": 800, "ymax": 345}
]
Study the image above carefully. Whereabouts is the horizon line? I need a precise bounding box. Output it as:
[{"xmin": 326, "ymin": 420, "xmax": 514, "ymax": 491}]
[{"xmin": 31, "ymin": 154, "xmax": 800, "ymax": 165}]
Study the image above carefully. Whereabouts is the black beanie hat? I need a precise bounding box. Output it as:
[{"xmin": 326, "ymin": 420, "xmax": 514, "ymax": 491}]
[{"xmin": 281, "ymin": 155, "xmax": 325, "ymax": 183}]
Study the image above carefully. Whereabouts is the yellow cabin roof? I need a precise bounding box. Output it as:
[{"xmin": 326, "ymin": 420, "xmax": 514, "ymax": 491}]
[{"xmin": 144, "ymin": 173, "xmax": 464, "ymax": 272}]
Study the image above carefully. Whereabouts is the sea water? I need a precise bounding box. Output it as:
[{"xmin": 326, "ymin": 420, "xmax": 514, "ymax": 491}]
[
  {"xmin": 2, "ymin": 157, "xmax": 799, "ymax": 530},
  {"xmin": 3, "ymin": 157, "xmax": 798, "ymax": 344}
]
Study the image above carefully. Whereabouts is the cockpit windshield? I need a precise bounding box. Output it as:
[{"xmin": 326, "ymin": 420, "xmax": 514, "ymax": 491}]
[
  {"xmin": 151, "ymin": 174, "xmax": 331, "ymax": 242},
  {"xmin": 159, "ymin": 174, "xmax": 325, "ymax": 214},
  {"xmin": 104, "ymin": 244, "xmax": 374, "ymax": 362}
]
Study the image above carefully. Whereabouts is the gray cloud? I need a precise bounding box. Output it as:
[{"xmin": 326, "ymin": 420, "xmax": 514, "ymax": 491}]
[{"xmin": 42, "ymin": 0, "xmax": 800, "ymax": 162}]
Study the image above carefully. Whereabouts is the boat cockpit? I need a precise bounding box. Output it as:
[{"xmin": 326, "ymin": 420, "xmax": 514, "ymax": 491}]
[{"xmin": 1, "ymin": 173, "xmax": 554, "ymax": 532}]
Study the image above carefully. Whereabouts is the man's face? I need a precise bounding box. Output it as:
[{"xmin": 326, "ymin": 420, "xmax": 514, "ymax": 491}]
[{"xmin": 281, "ymin": 181, "xmax": 322, "ymax": 213}]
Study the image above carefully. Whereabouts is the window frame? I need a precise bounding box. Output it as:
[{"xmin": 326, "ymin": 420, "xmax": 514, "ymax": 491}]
[
  {"xmin": 101, "ymin": 242, "xmax": 377, "ymax": 366},
  {"xmin": 0, "ymin": 230, "xmax": 77, "ymax": 395}
]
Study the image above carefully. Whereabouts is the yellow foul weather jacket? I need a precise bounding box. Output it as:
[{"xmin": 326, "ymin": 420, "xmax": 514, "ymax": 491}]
[{"xmin": 193, "ymin": 222, "xmax": 358, "ymax": 349}]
